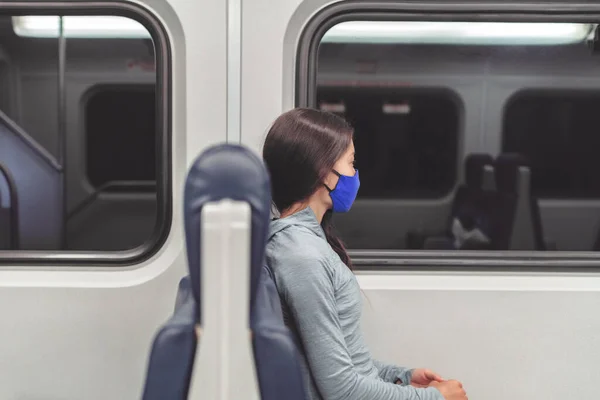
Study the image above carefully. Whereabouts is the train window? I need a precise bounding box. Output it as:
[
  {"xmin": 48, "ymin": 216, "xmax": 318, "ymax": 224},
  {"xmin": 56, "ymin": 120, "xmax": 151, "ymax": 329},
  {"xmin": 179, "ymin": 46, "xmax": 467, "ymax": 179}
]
[
  {"xmin": 317, "ymin": 86, "xmax": 459, "ymax": 198},
  {"xmin": 0, "ymin": 10, "xmax": 170, "ymax": 262},
  {"xmin": 300, "ymin": 15, "xmax": 600, "ymax": 259},
  {"xmin": 86, "ymin": 85, "xmax": 156, "ymax": 188},
  {"xmin": 503, "ymin": 90, "xmax": 600, "ymax": 199}
]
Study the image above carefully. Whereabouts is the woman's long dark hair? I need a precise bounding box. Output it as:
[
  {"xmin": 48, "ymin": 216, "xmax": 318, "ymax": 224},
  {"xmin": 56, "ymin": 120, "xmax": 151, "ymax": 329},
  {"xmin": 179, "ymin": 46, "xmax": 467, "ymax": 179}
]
[{"xmin": 262, "ymin": 108, "xmax": 354, "ymax": 269}]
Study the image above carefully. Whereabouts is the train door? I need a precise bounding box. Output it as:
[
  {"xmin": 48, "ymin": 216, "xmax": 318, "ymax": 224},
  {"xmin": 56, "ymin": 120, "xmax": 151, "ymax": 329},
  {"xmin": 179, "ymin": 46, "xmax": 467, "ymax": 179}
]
[{"xmin": 0, "ymin": 0, "xmax": 226, "ymax": 399}]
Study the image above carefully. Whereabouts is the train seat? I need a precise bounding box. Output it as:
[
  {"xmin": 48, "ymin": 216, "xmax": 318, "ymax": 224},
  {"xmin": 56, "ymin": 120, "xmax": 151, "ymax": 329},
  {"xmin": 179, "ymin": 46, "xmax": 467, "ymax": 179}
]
[
  {"xmin": 410, "ymin": 153, "xmax": 497, "ymax": 249},
  {"xmin": 495, "ymin": 153, "xmax": 547, "ymax": 250},
  {"xmin": 444, "ymin": 153, "xmax": 519, "ymax": 250},
  {"xmin": 0, "ymin": 190, "xmax": 6, "ymax": 249},
  {"xmin": 251, "ymin": 262, "xmax": 306, "ymax": 400},
  {"xmin": 0, "ymin": 163, "xmax": 17, "ymax": 250},
  {"xmin": 141, "ymin": 144, "xmax": 305, "ymax": 400}
]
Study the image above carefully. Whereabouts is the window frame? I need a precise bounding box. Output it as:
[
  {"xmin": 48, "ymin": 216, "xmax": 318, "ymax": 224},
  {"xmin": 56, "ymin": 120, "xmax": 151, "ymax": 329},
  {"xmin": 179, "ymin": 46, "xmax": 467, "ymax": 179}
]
[
  {"xmin": 502, "ymin": 87, "xmax": 600, "ymax": 200},
  {"xmin": 0, "ymin": 2, "xmax": 172, "ymax": 266},
  {"xmin": 295, "ymin": 0, "xmax": 600, "ymax": 272}
]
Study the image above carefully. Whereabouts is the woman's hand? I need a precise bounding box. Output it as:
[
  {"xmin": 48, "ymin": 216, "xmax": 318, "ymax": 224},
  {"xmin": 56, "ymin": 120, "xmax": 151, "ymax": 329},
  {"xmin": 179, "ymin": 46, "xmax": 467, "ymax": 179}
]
[
  {"xmin": 405, "ymin": 369, "xmax": 468, "ymax": 399},
  {"xmin": 429, "ymin": 380, "xmax": 468, "ymax": 400},
  {"xmin": 410, "ymin": 368, "xmax": 444, "ymax": 387}
]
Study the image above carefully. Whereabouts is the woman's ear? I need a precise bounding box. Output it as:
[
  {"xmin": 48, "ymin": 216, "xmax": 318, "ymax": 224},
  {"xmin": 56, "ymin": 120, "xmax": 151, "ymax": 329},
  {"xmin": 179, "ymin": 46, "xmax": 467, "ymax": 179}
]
[{"xmin": 323, "ymin": 171, "xmax": 338, "ymax": 191}]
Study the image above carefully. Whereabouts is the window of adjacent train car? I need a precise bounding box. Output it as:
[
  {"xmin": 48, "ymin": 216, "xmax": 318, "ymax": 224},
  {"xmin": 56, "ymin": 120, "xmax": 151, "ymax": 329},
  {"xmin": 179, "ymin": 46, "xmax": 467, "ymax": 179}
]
[
  {"xmin": 317, "ymin": 87, "xmax": 459, "ymax": 199},
  {"xmin": 311, "ymin": 20, "xmax": 597, "ymax": 252},
  {"xmin": 503, "ymin": 91, "xmax": 600, "ymax": 199},
  {"xmin": 0, "ymin": 14, "xmax": 167, "ymax": 257},
  {"xmin": 86, "ymin": 85, "xmax": 156, "ymax": 188}
]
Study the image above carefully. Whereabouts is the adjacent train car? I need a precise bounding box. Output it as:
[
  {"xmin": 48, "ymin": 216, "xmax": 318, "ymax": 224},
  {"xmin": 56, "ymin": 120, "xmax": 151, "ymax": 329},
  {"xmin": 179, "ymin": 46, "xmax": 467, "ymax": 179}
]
[{"xmin": 0, "ymin": 0, "xmax": 599, "ymax": 399}]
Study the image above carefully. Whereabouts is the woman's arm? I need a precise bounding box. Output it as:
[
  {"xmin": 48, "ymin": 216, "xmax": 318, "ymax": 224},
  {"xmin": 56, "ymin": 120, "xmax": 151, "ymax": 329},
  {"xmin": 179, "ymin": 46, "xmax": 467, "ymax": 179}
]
[
  {"xmin": 373, "ymin": 360, "xmax": 413, "ymax": 385},
  {"xmin": 279, "ymin": 253, "xmax": 443, "ymax": 400}
]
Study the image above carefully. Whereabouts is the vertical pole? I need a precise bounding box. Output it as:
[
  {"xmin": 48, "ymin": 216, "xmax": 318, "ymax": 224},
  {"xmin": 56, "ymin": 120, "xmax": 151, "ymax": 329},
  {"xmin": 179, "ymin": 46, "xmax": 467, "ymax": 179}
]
[{"xmin": 57, "ymin": 16, "xmax": 67, "ymax": 249}]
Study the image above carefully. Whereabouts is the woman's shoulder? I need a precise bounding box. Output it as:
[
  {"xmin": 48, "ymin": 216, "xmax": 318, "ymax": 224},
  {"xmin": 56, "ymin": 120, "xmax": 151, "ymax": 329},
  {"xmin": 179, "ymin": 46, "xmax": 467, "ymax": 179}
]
[
  {"xmin": 266, "ymin": 226, "xmax": 339, "ymax": 281},
  {"xmin": 269, "ymin": 224, "xmax": 331, "ymax": 256}
]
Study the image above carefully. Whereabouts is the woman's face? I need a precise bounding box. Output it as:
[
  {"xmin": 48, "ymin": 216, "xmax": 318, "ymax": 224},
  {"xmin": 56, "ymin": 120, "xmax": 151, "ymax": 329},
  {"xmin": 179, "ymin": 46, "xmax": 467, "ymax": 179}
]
[{"xmin": 324, "ymin": 140, "xmax": 356, "ymax": 190}]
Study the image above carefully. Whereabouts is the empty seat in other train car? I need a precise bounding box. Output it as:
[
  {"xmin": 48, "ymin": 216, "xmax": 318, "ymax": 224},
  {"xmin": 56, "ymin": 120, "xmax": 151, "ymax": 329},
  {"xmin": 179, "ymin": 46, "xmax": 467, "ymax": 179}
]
[
  {"xmin": 141, "ymin": 144, "xmax": 306, "ymax": 400},
  {"xmin": 592, "ymin": 227, "xmax": 600, "ymax": 251},
  {"xmin": 495, "ymin": 153, "xmax": 547, "ymax": 250},
  {"xmin": 407, "ymin": 153, "xmax": 496, "ymax": 249},
  {"xmin": 0, "ymin": 191, "xmax": 5, "ymax": 249},
  {"xmin": 0, "ymin": 163, "xmax": 18, "ymax": 250},
  {"xmin": 427, "ymin": 155, "xmax": 519, "ymax": 250}
]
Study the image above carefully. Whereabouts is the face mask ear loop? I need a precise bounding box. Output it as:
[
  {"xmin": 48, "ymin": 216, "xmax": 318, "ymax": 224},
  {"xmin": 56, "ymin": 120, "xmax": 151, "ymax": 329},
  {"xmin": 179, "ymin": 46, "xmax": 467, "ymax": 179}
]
[{"xmin": 323, "ymin": 170, "xmax": 342, "ymax": 192}]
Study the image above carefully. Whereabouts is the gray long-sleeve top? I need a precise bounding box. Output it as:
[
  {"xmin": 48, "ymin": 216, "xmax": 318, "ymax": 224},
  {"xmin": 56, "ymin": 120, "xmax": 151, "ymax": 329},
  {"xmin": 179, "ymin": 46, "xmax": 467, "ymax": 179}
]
[{"xmin": 266, "ymin": 207, "xmax": 443, "ymax": 400}]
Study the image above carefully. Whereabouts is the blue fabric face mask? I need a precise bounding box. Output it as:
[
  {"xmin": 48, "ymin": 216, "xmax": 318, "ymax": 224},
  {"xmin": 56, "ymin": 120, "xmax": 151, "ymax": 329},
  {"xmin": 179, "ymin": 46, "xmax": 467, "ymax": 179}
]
[{"xmin": 325, "ymin": 170, "xmax": 360, "ymax": 213}]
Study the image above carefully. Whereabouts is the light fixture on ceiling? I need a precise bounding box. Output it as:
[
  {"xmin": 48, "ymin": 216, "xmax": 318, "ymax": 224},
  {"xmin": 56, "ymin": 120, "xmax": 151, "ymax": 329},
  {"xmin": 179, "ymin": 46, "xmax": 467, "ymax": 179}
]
[
  {"xmin": 321, "ymin": 21, "xmax": 593, "ymax": 46},
  {"xmin": 12, "ymin": 16, "xmax": 592, "ymax": 45},
  {"xmin": 12, "ymin": 16, "xmax": 151, "ymax": 39}
]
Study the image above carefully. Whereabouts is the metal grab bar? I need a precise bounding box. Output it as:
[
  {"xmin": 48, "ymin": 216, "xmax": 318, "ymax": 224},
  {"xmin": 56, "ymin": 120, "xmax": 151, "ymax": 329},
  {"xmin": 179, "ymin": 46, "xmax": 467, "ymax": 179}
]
[
  {"xmin": 0, "ymin": 109, "xmax": 62, "ymax": 172},
  {"xmin": 67, "ymin": 180, "xmax": 156, "ymax": 221}
]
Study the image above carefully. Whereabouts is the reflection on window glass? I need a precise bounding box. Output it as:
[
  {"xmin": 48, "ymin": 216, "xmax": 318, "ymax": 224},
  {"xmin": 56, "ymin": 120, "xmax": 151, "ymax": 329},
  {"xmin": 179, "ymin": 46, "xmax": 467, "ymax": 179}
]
[
  {"xmin": 504, "ymin": 91, "xmax": 600, "ymax": 199},
  {"xmin": 317, "ymin": 87, "xmax": 459, "ymax": 198},
  {"xmin": 314, "ymin": 20, "xmax": 600, "ymax": 253}
]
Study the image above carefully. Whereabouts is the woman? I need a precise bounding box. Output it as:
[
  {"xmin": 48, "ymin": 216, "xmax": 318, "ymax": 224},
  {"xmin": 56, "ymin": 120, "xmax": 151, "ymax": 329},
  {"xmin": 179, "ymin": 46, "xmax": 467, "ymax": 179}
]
[{"xmin": 263, "ymin": 108, "xmax": 467, "ymax": 400}]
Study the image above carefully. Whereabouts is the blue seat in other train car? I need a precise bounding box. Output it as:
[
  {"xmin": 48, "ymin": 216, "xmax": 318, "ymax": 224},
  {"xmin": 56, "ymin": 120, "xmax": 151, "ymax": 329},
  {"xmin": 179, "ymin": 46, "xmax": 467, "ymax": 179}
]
[
  {"xmin": 0, "ymin": 163, "xmax": 18, "ymax": 250},
  {"xmin": 436, "ymin": 153, "xmax": 520, "ymax": 250},
  {"xmin": 495, "ymin": 153, "xmax": 546, "ymax": 250},
  {"xmin": 141, "ymin": 144, "xmax": 306, "ymax": 400},
  {"xmin": 413, "ymin": 153, "xmax": 495, "ymax": 249},
  {"xmin": 0, "ymin": 191, "xmax": 5, "ymax": 249}
]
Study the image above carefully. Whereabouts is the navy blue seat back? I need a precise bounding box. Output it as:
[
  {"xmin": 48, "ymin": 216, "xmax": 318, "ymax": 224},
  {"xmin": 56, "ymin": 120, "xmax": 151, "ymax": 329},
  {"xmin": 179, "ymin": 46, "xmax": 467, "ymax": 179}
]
[
  {"xmin": 142, "ymin": 144, "xmax": 305, "ymax": 400},
  {"xmin": 141, "ymin": 276, "xmax": 197, "ymax": 400},
  {"xmin": 416, "ymin": 153, "xmax": 496, "ymax": 250},
  {"xmin": 448, "ymin": 154, "xmax": 494, "ymax": 248},
  {"xmin": 451, "ymin": 153, "xmax": 494, "ymax": 214},
  {"xmin": 183, "ymin": 145, "xmax": 272, "ymax": 314},
  {"xmin": 251, "ymin": 263, "xmax": 307, "ymax": 400},
  {"xmin": 465, "ymin": 153, "xmax": 494, "ymax": 189},
  {"xmin": 456, "ymin": 186, "xmax": 516, "ymax": 251},
  {"xmin": 449, "ymin": 154, "xmax": 518, "ymax": 250},
  {"xmin": 0, "ymin": 163, "xmax": 18, "ymax": 250}
]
